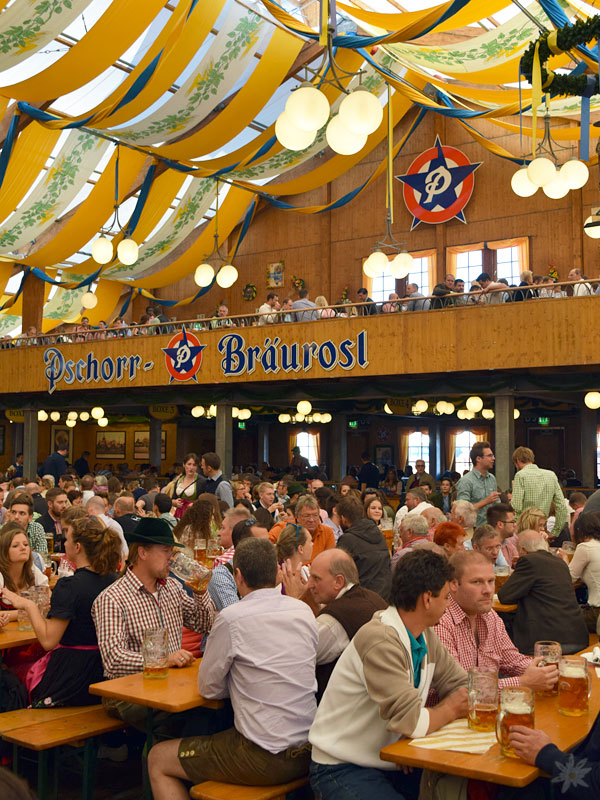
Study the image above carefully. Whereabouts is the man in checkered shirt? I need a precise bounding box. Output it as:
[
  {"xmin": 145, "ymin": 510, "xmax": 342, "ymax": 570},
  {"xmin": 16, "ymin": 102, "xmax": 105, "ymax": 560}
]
[
  {"xmin": 511, "ymin": 446, "xmax": 568, "ymax": 538},
  {"xmin": 92, "ymin": 517, "xmax": 215, "ymax": 731},
  {"xmin": 434, "ymin": 551, "xmax": 557, "ymax": 694}
]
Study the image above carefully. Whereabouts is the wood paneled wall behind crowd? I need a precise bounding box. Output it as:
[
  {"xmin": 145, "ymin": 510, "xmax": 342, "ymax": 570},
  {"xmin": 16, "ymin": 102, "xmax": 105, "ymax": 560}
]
[{"xmin": 140, "ymin": 113, "xmax": 593, "ymax": 319}]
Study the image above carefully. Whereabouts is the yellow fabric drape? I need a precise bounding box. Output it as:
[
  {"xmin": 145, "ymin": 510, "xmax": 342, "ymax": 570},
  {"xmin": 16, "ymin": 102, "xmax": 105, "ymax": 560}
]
[
  {"xmin": 486, "ymin": 238, "xmax": 530, "ymax": 273},
  {"xmin": 159, "ymin": 28, "xmax": 304, "ymax": 160},
  {"xmin": 26, "ymin": 148, "xmax": 148, "ymax": 268},
  {"xmin": 336, "ymin": 0, "xmax": 509, "ymax": 35},
  {"xmin": 0, "ymin": 0, "xmax": 166, "ymax": 102},
  {"xmin": 0, "ymin": 122, "xmax": 61, "ymax": 225},
  {"xmin": 288, "ymin": 432, "xmax": 298, "ymax": 463},
  {"xmin": 312, "ymin": 432, "xmax": 321, "ymax": 466},
  {"xmin": 71, "ymin": 0, "xmax": 225, "ymax": 129},
  {"xmin": 445, "ymin": 428, "xmax": 462, "ymax": 471},
  {"xmin": 398, "ymin": 427, "xmax": 416, "ymax": 472}
]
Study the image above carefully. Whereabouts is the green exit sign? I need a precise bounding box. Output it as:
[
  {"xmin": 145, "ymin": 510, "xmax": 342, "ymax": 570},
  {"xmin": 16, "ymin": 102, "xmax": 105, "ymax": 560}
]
[
  {"xmin": 348, "ymin": 420, "xmax": 358, "ymax": 429},
  {"xmin": 238, "ymin": 421, "xmax": 246, "ymax": 430},
  {"xmin": 538, "ymin": 416, "xmax": 550, "ymax": 426}
]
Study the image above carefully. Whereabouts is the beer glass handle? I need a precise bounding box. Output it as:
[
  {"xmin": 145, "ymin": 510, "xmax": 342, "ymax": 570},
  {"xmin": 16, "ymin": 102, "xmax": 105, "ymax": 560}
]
[{"xmin": 495, "ymin": 710, "xmax": 504, "ymax": 745}]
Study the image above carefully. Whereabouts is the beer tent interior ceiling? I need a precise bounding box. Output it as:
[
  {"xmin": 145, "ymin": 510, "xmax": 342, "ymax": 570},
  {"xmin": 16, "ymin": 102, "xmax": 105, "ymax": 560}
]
[{"xmin": 0, "ymin": 0, "xmax": 598, "ymax": 333}]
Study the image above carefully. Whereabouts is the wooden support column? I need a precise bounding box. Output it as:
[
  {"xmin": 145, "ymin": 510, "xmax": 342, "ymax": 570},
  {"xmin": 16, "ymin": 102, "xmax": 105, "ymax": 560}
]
[
  {"xmin": 149, "ymin": 417, "xmax": 162, "ymax": 471},
  {"xmin": 428, "ymin": 418, "xmax": 441, "ymax": 480},
  {"xmin": 330, "ymin": 413, "xmax": 347, "ymax": 482},
  {"xmin": 21, "ymin": 273, "xmax": 44, "ymax": 333},
  {"xmin": 258, "ymin": 422, "xmax": 269, "ymax": 466},
  {"xmin": 23, "ymin": 410, "xmax": 38, "ymax": 483},
  {"xmin": 494, "ymin": 393, "xmax": 515, "ymax": 493},
  {"xmin": 580, "ymin": 404, "xmax": 597, "ymax": 489},
  {"xmin": 216, "ymin": 405, "xmax": 233, "ymax": 478},
  {"xmin": 571, "ymin": 187, "xmax": 584, "ymax": 273}
]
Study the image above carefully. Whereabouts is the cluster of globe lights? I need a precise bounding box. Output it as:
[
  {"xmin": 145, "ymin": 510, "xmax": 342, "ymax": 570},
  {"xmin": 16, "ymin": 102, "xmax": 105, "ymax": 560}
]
[
  {"xmin": 409, "ymin": 396, "xmax": 520, "ymax": 421},
  {"xmin": 511, "ymin": 157, "xmax": 590, "ymax": 208},
  {"xmin": 91, "ymin": 235, "xmax": 138, "ymax": 267},
  {"xmin": 275, "ymin": 401, "xmax": 330, "ymax": 424},
  {"xmin": 275, "ymin": 82, "xmax": 383, "ymax": 155},
  {"xmin": 194, "ymin": 262, "xmax": 239, "ymax": 289},
  {"xmin": 363, "ymin": 247, "xmax": 413, "ymax": 280},
  {"xmin": 37, "ymin": 407, "xmax": 106, "ymax": 426}
]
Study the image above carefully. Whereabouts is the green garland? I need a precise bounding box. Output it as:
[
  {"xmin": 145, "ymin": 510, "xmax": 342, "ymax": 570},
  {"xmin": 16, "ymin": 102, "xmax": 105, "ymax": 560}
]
[
  {"xmin": 520, "ymin": 17, "xmax": 600, "ymax": 98},
  {"xmin": 242, "ymin": 283, "xmax": 257, "ymax": 301}
]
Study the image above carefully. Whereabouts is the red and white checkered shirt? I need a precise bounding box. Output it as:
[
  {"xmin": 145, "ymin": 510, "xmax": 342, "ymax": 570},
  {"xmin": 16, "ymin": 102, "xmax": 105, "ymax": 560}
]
[
  {"xmin": 435, "ymin": 597, "xmax": 531, "ymax": 689},
  {"xmin": 91, "ymin": 567, "xmax": 215, "ymax": 679},
  {"xmin": 213, "ymin": 546, "xmax": 234, "ymax": 569}
]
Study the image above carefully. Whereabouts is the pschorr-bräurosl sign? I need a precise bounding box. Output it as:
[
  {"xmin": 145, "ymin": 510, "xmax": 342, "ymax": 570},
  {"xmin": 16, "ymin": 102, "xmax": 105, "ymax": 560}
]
[{"xmin": 43, "ymin": 327, "xmax": 369, "ymax": 393}]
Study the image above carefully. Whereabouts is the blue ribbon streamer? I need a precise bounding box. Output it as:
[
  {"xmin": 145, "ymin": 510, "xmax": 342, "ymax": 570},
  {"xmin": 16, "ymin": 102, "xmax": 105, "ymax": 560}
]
[
  {"xmin": 0, "ymin": 266, "xmax": 29, "ymax": 311},
  {"xmin": 537, "ymin": 0, "xmax": 597, "ymax": 61},
  {"xmin": 125, "ymin": 162, "xmax": 157, "ymax": 237},
  {"xmin": 0, "ymin": 110, "xmax": 21, "ymax": 192}
]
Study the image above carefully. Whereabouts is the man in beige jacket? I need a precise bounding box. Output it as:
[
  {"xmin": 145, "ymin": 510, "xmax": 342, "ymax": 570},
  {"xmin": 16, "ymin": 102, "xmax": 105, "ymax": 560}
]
[{"xmin": 309, "ymin": 549, "xmax": 467, "ymax": 800}]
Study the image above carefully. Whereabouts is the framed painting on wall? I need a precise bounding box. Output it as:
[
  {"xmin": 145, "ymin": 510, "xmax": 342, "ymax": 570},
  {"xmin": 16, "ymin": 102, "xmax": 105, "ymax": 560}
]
[
  {"xmin": 95, "ymin": 431, "xmax": 126, "ymax": 460},
  {"xmin": 374, "ymin": 445, "xmax": 393, "ymax": 470},
  {"xmin": 134, "ymin": 430, "xmax": 166, "ymax": 460},
  {"xmin": 266, "ymin": 260, "xmax": 284, "ymax": 288},
  {"xmin": 50, "ymin": 424, "xmax": 73, "ymax": 460}
]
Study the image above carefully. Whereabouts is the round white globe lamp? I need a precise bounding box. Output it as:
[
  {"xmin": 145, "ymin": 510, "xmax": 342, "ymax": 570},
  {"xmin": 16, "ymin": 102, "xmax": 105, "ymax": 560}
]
[
  {"xmin": 527, "ymin": 157, "xmax": 556, "ymax": 187},
  {"xmin": 511, "ymin": 166, "xmax": 538, "ymax": 197},
  {"xmin": 466, "ymin": 396, "xmax": 483, "ymax": 413},
  {"xmin": 81, "ymin": 292, "xmax": 98, "ymax": 309},
  {"xmin": 216, "ymin": 265, "xmax": 238, "ymax": 288},
  {"xmin": 91, "ymin": 406, "xmax": 104, "ymax": 420},
  {"xmin": 584, "ymin": 391, "xmax": 600, "ymax": 410},
  {"xmin": 560, "ymin": 158, "xmax": 589, "ymax": 190},
  {"xmin": 117, "ymin": 238, "xmax": 138, "ymax": 265},
  {"xmin": 194, "ymin": 264, "xmax": 215, "ymax": 287},
  {"xmin": 91, "ymin": 236, "xmax": 113, "ymax": 265},
  {"xmin": 98, "ymin": 417, "xmax": 108, "ymax": 427},
  {"xmin": 297, "ymin": 400, "xmax": 312, "ymax": 416},
  {"xmin": 285, "ymin": 83, "xmax": 329, "ymax": 132},
  {"xmin": 325, "ymin": 115, "xmax": 367, "ymax": 155},
  {"xmin": 275, "ymin": 112, "xmax": 316, "ymax": 151},
  {"xmin": 338, "ymin": 87, "xmax": 383, "ymax": 135}
]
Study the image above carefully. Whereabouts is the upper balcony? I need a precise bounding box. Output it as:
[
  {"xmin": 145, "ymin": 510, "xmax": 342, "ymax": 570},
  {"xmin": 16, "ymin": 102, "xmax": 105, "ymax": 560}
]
[{"xmin": 0, "ymin": 289, "xmax": 598, "ymax": 401}]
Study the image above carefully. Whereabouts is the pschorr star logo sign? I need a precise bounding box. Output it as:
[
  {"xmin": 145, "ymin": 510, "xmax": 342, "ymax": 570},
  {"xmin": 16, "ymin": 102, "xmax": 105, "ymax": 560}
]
[
  {"xmin": 162, "ymin": 325, "xmax": 206, "ymax": 384},
  {"xmin": 397, "ymin": 136, "xmax": 481, "ymax": 230}
]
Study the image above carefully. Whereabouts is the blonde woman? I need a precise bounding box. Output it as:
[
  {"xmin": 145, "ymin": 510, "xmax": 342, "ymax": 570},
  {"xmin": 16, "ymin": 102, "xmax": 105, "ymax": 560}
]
[{"xmin": 315, "ymin": 296, "xmax": 335, "ymax": 319}]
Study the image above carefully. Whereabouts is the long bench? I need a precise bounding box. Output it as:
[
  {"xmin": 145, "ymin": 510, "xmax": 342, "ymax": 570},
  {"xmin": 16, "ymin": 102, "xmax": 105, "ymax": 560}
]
[
  {"xmin": 190, "ymin": 777, "xmax": 310, "ymax": 800},
  {"xmin": 0, "ymin": 706, "xmax": 125, "ymax": 800}
]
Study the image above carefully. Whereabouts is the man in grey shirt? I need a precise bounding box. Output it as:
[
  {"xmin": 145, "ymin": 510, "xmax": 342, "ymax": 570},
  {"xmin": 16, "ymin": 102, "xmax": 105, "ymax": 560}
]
[
  {"xmin": 405, "ymin": 283, "xmax": 428, "ymax": 311},
  {"xmin": 292, "ymin": 288, "xmax": 318, "ymax": 322}
]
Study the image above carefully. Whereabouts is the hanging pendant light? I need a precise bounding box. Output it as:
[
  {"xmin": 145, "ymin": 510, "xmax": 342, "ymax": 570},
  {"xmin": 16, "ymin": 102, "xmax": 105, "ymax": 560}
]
[
  {"xmin": 560, "ymin": 158, "xmax": 589, "ymax": 190},
  {"xmin": 92, "ymin": 145, "xmax": 138, "ymax": 266},
  {"xmin": 194, "ymin": 181, "xmax": 238, "ymax": 288},
  {"xmin": 285, "ymin": 82, "xmax": 330, "ymax": 132},
  {"xmin": 339, "ymin": 87, "xmax": 383, "ymax": 135},
  {"xmin": 81, "ymin": 291, "xmax": 98, "ymax": 309},
  {"xmin": 511, "ymin": 166, "xmax": 538, "ymax": 197}
]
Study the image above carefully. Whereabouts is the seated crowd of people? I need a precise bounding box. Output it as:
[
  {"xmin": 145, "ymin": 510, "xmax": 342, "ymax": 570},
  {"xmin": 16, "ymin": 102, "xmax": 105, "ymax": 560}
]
[
  {"xmin": 4, "ymin": 269, "xmax": 597, "ymax": 350},
  {"xmin": 0, "ymin": 442, "xmax": 599, "ymax": 799}
]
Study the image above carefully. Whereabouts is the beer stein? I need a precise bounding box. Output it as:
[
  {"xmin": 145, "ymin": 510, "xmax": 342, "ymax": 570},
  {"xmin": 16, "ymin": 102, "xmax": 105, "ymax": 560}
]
[
  {"xmin": 496, "ymin": 687, "xmax": 535, "ymax": 758},
  {"xmin": 494, "ymin": 565, "xmax": 510, "ymax": 594},
  {"xmin": 534, "ymin": 640, "xmax": 561, "ymax": 697},
  {"xmin": 169, "ymin": 551, "xmax": 211, "ymax": 591},
  {"xmin": 142, "ymin": 628, "xmax": 168, "ymax": 679},
  {"xmin": 467, "ymin": 666, "xmax": 498, "ymax": 732},
  {"xmin": 558, "ymin": 656, "xmax": 590, "ymax": 716}
]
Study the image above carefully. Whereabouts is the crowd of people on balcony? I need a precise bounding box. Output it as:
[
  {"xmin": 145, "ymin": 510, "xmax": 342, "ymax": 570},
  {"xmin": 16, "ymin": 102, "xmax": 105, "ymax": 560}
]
[{"xmin": 1, "ymin": 267, "xmax": 597, "ymax": 349}]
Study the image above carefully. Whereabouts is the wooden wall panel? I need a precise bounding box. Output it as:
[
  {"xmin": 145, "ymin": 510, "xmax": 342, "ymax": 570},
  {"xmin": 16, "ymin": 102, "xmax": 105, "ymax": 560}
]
[{"xmin": 3, "ymin": 297, "xmax": 600, "ymax": 397}]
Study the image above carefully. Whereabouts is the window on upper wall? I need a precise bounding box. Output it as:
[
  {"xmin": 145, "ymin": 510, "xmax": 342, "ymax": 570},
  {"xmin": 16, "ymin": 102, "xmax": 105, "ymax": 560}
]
[
  {"xmin": 295, "ymin": 431, "xmax": 320, "ymax": 466},
  {"xmin": 369, "ymin": 251, "xmax": 435, "ymax": 302},
  {"xmin": 455, "ymin": 249, "xmax": 483, "ymax": 287},
  {"xmin": 407, "ymin": 431, "xmax": 429, "ymax": 473},
  {"xmin": 455, "ymin": 431, "xmax": 476, "ymax": 476},
  {"xmin": 496, "ymin": 246, "xmax": 521, "ymax": 286}
]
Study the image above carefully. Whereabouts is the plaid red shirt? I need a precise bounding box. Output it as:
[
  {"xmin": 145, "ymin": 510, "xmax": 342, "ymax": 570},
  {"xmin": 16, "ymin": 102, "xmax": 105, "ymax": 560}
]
[
  {"xmin": 434, "ymin": 597, "xmax": 531, "ymax": 689},
  {"xmin": 213, "ymin": 546, "xmax": 234, "ymax": 569},
  {"xmin": 92, "ymin": 567, "xmax": 215, "ymax": 679}
]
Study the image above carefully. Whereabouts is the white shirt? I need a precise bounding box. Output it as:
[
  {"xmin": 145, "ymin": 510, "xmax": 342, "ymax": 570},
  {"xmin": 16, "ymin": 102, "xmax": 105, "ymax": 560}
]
[
  {"xmin": 95, "ymin": 514, "xmax": 128, "ymax": 560},
  {"xmin": 0, "ymin": 564, "xmax": 48, "ymax": 598},
  {"xmin": 198, "ymin": 587, "xmax": 317, "ymax": 753},
  {"xmin": 394, "ymin": 501, "xmax": 432, "ymax": 533},
  {"xmin": 573, "ymin": 281, "xmax": 592, "ymax": 296},
  {"xmin": 569, "ymin": 539, "xmax": 600, "ymax": 607},
  {"xmin": 257, "ymin": 303, "xmax": 277, "ymax": 325}
]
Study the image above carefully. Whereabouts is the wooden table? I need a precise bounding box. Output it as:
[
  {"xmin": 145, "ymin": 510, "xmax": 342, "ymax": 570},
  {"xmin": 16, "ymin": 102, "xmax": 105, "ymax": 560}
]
[
  {"xmin": 380, "ymin": 668, "xmax": 600, "ymax": 787},
  {"xmin": 90, "ymin": 663, "xmax": 222, "ymax": 799},
  {"xmin": 89, "ymin": 662, "xmax": 222, "ymax": 712},
  {"xmin": 492, "ymin": 596, "xmax": 517, "ymax": 613},
  {"xmin": 0, "ymin": 621, "xmax": 37, "ymax": 649}
]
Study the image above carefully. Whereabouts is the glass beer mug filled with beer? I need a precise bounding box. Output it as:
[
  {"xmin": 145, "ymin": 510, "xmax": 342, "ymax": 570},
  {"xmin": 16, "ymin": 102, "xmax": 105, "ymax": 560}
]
[
  {"xmin": 494, "ymin": 565, "xmax": 510, "ymax": 594},
  {"xmin": 534, "ymin": 640, "xmax": 561, "ymax": 697},
  {"xmin": 467, "ymin": 666, "xmax": 498, "ymax": 732},
  {"xmin": 142, "ymin": 628, "xmax": 169, "ymax": 679},
  {"xmin": 169, "ymin": 551, "xmax": 211, "ymax": 592},
  {"xmin": 558, "ymin": 656, "xmax": 590, "ymax": 716},
  {"xmin": 496, "ymin": 687, "xmax": 535, "ymax": 758}
]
